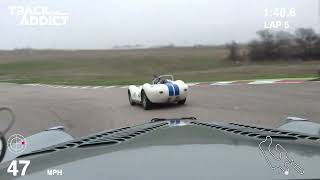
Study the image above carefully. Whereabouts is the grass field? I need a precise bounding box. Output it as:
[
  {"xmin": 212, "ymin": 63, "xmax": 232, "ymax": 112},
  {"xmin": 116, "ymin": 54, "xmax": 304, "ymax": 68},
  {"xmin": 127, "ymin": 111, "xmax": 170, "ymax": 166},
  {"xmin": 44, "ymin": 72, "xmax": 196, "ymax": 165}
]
[{"xmin": 0, "ymin": 47, "xmax": 319, "ymax": 85}]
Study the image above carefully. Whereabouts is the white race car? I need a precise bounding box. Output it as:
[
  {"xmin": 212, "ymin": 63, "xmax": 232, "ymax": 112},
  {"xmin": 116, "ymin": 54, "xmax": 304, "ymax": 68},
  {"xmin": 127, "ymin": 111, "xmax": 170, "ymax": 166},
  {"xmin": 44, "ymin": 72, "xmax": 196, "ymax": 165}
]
[{"xmin": 128, "ymin": 75, "xmax": 188, "ymax": 110}]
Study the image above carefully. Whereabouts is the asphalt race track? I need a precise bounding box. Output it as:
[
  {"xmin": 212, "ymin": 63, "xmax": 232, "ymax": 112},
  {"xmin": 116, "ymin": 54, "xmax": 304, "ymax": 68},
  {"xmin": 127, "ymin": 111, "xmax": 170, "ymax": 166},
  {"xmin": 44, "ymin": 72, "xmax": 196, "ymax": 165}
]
[{"xmin": 0, "ymin": 82, "xmax": 319, "ymax": 138}]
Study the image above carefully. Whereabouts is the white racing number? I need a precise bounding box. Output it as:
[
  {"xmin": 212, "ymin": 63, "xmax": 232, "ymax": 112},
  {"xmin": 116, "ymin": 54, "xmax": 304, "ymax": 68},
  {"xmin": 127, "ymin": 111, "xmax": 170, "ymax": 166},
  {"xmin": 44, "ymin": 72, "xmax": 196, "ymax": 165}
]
[{"xmin": 7, "ymin": 160, "xmax": 30, "ymax": 176}]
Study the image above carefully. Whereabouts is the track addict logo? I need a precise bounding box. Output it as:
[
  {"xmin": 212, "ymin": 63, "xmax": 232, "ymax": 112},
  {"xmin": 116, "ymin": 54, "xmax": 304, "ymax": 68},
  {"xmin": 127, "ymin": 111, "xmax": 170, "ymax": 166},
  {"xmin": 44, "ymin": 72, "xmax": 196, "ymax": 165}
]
[{"xmin": 8, "ymin": 6, "xmax": 69, "ymax": 26}]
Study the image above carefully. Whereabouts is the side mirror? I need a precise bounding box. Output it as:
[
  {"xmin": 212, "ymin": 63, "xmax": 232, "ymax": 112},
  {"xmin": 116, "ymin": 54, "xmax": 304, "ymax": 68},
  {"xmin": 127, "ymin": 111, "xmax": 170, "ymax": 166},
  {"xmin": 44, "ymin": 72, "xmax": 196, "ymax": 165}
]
[
  {"xmin": 0, "ymin": 133, "xmax": 6, "ymax": 163},
  {"xmin": 0, "ymin": 107, "xmax": 15, "ymax": 163}
]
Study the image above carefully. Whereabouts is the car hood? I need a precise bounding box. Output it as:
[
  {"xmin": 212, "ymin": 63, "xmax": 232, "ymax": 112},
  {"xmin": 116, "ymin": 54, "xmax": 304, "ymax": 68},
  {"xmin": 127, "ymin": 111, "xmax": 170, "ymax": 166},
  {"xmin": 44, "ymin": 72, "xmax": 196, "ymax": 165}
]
[{"xmin": 1, "ymin": 120, "xmax": 320, "ymax": 180}]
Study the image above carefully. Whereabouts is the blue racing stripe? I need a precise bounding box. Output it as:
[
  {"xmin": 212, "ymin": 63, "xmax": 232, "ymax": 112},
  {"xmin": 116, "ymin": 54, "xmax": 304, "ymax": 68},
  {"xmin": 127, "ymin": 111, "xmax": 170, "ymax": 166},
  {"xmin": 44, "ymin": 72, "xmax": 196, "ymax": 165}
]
[
  {"xmin": 173, "ymin": 84, "xmax": 180, "ymax": 96},
  {"xmin": 166, "ymin": 83, "xmax": 174, "ymax": 96}
]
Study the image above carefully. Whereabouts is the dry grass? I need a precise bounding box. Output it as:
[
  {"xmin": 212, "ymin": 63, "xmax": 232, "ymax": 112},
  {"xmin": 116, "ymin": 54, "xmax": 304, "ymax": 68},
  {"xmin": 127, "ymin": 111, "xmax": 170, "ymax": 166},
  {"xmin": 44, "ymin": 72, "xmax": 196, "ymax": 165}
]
[{"xmin": 0, "ymin": 47, "xmax": 319, "ymax": 85}]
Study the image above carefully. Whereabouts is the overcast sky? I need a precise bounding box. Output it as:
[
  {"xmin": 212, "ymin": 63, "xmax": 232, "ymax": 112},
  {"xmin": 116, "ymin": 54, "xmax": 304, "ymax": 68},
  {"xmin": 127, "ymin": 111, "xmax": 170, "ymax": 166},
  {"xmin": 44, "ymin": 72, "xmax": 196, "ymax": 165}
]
[{"xmin": 0, "ymin": 0, "xmax": 319, "ymax": 49}]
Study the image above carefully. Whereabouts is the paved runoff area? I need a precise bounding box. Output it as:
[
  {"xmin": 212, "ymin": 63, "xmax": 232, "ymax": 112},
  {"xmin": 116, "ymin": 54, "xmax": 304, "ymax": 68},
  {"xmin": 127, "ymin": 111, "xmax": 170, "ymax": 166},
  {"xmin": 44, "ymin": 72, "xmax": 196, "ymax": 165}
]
[
  {"xmin": 22, "ymin": 78, "xmax": 315, "ymax": 90},
  {"xmin": 0, "ymin": 80, "xmax": 319, "ymax": 138}
]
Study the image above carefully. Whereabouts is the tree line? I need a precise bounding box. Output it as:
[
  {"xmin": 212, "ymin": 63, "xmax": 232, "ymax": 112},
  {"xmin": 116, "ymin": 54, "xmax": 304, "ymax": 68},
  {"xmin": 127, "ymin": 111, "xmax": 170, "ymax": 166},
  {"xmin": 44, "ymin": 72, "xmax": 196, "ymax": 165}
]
[{"xmin": 226, "ymin": 28, "xmax": 320, "ymax": 62}]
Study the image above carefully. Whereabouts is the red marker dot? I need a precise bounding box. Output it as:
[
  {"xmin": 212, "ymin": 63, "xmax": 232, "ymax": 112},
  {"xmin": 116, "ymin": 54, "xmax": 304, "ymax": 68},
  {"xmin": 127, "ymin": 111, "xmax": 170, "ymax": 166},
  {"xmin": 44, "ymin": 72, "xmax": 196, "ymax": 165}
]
[{"xmin": 21, "ymin": 141, "xmax": 26, "ymax": 145}]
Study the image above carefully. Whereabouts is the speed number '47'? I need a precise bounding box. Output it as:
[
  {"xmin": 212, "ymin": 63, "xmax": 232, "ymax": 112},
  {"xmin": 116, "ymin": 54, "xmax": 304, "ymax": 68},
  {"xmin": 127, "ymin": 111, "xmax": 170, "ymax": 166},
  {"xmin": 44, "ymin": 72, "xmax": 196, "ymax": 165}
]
[{"xmin": 7, "ymin": 160, "xmax": 30, "ymax": 176}]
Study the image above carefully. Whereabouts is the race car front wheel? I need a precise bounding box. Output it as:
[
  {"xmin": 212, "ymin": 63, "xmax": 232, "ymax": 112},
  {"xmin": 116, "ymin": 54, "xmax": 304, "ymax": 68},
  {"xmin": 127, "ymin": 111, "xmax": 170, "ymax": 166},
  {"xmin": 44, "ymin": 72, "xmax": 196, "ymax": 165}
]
[
  {"xmin": 128, "ymin": 90, "xmax": 135, "ymax": 105},
  {"xmin": 178, "ymin": 98, "xmax": 186, "ymax": 105},
  {"xmin": 141, "ymin": 91, "xmax": 152, "ymax": 110}
]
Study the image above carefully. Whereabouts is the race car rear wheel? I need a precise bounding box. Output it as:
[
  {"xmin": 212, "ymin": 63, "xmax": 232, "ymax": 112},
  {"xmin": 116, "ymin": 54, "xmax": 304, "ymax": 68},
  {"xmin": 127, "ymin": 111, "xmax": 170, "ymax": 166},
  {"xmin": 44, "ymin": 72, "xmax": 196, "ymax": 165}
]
[
  {"xmin": 141, "ymin": 91, "xmax": 152, "ymax": 110},
  {"xmin": 178, "ymin": 98, "xmax": 186, "ymax": 105},
  {"xmin": 128, "ymin": 90, "xmax": 135, "ymax": 105}
]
